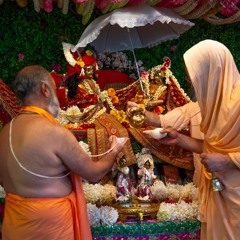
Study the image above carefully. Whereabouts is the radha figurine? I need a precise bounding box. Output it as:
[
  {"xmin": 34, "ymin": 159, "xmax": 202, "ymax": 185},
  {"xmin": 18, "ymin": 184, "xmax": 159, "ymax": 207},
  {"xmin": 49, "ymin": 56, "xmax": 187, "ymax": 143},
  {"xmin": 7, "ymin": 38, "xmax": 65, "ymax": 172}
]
[{"xmin": 135, "ymin": 148, "xmax": 156, "ymax": 201}]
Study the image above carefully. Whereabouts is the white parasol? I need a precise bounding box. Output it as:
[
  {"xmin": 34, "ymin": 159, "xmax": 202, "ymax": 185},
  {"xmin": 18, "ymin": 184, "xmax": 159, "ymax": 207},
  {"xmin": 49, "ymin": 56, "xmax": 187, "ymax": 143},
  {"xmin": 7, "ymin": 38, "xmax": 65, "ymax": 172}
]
[{"xmin": 73, "ymin": 4, "xmax": 194, "ymax": 88}]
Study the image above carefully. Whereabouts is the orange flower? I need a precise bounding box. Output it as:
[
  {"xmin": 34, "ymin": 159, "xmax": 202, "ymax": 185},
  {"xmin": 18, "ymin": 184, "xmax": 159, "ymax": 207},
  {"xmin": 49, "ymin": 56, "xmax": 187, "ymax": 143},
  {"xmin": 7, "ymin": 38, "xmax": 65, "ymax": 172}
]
[
  {"xmin": 111, "ymin": 95, "xmax": 119, "ymax": 104},
  {"xmin": 107, "ymin": 88, "xmax": 116, "ymax": 97},
  {"xmin": 16, "ymin": 0, "xmax": 27, "ymax": 7}
]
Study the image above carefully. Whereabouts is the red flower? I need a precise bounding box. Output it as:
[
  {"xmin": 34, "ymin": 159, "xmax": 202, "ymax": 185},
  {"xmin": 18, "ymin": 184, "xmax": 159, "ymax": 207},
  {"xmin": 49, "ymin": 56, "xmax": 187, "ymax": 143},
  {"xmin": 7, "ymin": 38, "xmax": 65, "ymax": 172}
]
[
  {"xmin": 161, "ymin": 66, "xmax": 167, "ymax": 71},
  {"xmin": 170, "ymin": 45, "xmax": 177, "ymax": 52},
  {"xmin": 18, "ymin": 53, "xmax": 24, "ymax": 61},
  {"xmin": 53, "ymin": 63, "xmax": 61, "ymax": 72}
]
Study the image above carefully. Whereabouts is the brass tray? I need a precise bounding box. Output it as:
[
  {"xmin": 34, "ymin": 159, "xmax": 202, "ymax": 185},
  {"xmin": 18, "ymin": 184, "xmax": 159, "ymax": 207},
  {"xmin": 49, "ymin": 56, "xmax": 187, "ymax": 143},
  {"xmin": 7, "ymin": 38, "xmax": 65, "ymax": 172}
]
[{"xmin": 112, "ymin": 200, "xmax": 160, "ymax": 221}]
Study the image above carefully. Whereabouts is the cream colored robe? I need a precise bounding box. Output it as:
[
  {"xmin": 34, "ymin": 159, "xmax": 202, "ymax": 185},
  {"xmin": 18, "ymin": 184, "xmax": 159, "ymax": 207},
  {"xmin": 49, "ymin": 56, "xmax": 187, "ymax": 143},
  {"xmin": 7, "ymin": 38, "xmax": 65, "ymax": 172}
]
[
  {"xmin": 160, "ymin": 101, "xmax": 203, "ymax": 186},
  {"xmin": 184, "ymin": 39, "xmax": 240, "ymax": 240}
]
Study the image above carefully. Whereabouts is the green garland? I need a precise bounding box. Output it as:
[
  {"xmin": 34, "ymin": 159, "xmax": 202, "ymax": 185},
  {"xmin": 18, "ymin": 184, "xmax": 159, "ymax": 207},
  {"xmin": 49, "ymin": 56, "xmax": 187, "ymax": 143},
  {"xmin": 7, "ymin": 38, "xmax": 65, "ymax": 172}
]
[{"xmin": 0, "ymin": 1, "xmax": 239, "ymax": 94}]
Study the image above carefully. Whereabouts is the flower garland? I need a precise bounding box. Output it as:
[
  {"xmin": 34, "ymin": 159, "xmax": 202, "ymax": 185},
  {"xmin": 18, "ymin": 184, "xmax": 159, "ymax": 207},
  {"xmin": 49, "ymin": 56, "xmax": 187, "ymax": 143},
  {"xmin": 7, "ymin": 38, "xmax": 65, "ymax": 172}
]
[
  {"xmin": 83, "ymin": 161, "xmax": 198, "ymax": 205},
  {"xmin": 63, "ymin": 42, "xmax": 96, "ymax": 72},
  {"xmin": 101, "ymin": 89, "xmax": 130, "ymax": 125},
  {"xmin": 87, "ymin": 203, "xmax": 101, "ymax": 226},
  {"xmin": 157, "ymin": 200, "xmax": 199, "ymax": 221},
  {"xmin": 82, "ymin": 78, "xmax": 101, "ymax": 95},
  {"xmin": 62, "ymin": 42, "xmax": 77, "ymax": 67},
  {"xmin": 83, "ymin": 179, "xmax": 199, "ymax": 222},
  {"xmin": 79, "ymin": 140, "xmax": 92, "ymax": 156},
  {"xmin": 5, "ymin": 0, "xmax": 239, "ymax": 23},
  {"xmin": 150, "ymin": 179, "xmax": 168, "ymax": 200},
  {"xmin": 84, "ymin": 182, "xmax": 117, "ymax": 204},
  {"xmin": 152, "ymin": 85, "xmax": 167, "ymax": 101},
  {"xmin": 100, "ymin": 205, "xmax": 119, "ymax": 225},
  {"xmin": 56, "ymin": 103, "xmax": 106, "ymax": 128},
  {"xmin": 87, "ymin": 203, "xmax": 119, "ymax": 226}
]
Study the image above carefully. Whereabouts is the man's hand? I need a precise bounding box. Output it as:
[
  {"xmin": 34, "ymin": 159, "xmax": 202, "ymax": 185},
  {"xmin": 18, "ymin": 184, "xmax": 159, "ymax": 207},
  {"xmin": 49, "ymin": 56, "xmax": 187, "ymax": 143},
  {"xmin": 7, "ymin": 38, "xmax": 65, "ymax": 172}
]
[
  {"xmin": 158, "ymin": 128, "xmax": 180, "ymax": 145},
  {"xmin": 126, "ymin": 101, "xmax": 139, "ymax": 118},
  {"xmin": 200, "ymin": 152, "xmax": 236, "ymax": 172}
]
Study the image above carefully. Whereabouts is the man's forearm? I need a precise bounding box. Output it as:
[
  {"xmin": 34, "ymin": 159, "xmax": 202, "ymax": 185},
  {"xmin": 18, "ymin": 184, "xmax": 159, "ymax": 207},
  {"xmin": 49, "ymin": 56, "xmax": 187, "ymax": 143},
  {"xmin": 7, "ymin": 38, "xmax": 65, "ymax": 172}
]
[
  {"xmin": 177, "ymin": 134, "xmax": 203, "ymax": 154},
  {"xmin": 144, "ymin": 110, "xmax": 162, "ymax": 127}
]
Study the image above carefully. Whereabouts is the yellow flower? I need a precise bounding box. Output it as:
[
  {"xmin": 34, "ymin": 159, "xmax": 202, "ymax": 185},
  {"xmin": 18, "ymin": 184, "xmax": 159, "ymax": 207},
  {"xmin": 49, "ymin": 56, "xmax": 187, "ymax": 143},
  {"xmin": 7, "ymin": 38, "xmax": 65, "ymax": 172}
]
[
  {"xmin": 77, "ymin": 60, "xmax": 84, "ymax": 67},
  {"xmin": 86, "ymin": 50, "xmax": 93, "ymax": 56},
  {"xmin": 110, "ymin": 110, "xmax": 117, "ymax": 117},
  {"xmin": 115, "ymin": 114, "xmax": 122, "ymax": 122},
  {"xmin": 119, "ymin": 110, "xmax": 126, "ymax": 116},
  {"xmin": 76, "ymin": 57, "xmax": 85, "ymax": 67},
  {"xmin": 79, "ymin": 61, "xmax": 85, "ymax": 68}
]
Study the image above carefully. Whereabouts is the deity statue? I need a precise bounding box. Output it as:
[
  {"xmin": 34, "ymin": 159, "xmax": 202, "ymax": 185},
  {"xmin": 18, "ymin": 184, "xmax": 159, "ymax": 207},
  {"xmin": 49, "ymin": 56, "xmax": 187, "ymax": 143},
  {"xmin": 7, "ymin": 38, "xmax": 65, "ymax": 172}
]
[
  {"xmin": 135, "ymin": 148, "xmax": 156, "ymax": 201},
  {"xmin": 59, "ymin": 43, "xmax": 136, "ymax": 167},
  {"xmin": 127, "ymin": 57, "xmax": 194, "ymax": 171},
  {"xmin": 112, "ymin": 156, "xmax": 132, "ymax": 203}
]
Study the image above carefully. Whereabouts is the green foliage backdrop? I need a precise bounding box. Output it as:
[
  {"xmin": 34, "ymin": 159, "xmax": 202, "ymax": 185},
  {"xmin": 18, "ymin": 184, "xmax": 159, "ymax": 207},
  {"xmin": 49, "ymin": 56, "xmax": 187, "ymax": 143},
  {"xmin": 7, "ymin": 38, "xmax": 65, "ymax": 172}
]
[{"xmin": 0, "ymin": 1, "xmax": 239, "ymax": 93}]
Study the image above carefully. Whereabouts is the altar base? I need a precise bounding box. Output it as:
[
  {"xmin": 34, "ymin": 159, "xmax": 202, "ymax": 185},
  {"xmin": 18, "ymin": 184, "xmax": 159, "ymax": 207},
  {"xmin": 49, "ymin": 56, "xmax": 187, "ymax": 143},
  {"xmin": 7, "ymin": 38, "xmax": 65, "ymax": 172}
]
[
  {"xmin": 112, "ymin": 200, "xmax": 160, "ymax": 221},
  {"xmin": 92, "ymin": 220, "xmax": 201, "ymax": 240}
]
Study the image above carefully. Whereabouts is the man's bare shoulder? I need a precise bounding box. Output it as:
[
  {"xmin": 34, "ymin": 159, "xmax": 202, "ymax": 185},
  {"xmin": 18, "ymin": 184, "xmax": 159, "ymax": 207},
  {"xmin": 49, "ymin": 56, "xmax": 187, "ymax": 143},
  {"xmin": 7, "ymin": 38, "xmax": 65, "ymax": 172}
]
[{"xmin": 32, "ymin": 117, "xmax": 75, "ymax": 140}]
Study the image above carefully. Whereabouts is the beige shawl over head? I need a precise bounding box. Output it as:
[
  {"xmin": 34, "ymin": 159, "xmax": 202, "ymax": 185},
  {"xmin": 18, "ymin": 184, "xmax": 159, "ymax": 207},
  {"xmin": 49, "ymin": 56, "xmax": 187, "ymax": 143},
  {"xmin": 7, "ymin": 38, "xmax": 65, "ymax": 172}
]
[{"xmin": 183, "ymin": 39, "xmax": 240, "ymax": 178}]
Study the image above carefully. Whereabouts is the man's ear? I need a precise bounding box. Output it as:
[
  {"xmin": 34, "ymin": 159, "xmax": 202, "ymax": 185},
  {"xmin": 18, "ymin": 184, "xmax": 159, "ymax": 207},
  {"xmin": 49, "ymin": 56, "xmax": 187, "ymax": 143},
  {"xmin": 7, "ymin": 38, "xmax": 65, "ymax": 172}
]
[{"xmin": 40, "ymin": 82, "xmax": 51, "ymax": 97}]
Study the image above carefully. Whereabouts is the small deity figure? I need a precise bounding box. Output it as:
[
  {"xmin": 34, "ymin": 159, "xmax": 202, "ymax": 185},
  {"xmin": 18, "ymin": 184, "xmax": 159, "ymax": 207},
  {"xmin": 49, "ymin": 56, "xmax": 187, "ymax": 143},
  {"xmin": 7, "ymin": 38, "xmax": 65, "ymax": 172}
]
[
  {"xmin": 112, "ymin": 156, "xmax": 132, "ymax": 203},
  {"xmin": 135, "ymin": 148, "xmax": 156, "ymax": 201}
]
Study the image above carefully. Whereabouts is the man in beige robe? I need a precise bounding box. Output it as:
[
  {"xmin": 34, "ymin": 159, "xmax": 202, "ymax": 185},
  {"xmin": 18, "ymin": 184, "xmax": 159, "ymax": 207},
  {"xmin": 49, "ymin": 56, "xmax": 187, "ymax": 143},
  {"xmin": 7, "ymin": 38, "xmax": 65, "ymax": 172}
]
[{"xmin": 158, "ymin": 40, "xmax": 240, "ymax": 240}]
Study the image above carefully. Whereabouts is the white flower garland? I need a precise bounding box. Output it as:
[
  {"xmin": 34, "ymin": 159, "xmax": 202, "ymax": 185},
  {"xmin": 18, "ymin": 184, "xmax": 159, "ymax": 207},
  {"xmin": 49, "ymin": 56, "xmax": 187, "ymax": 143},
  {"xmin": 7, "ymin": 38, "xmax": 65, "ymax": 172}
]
[
  {"xmin": 85, "ymin": 107, "xmax": 106, "ymax": 124},
  {"xmin": 66, "ymin": 105, "xmax": 81, "ymax": 115},
  {"xmin": 87, "ymin": 203, "xmax": 119, "ymax": 226},
  {"xmin": 79, "ymin": 141, "xmax": 91, "ymax": 156},
  {"xmin": 84, "ymin": 181, "xmax": 199, "ymax": 223},
  {"xmin": 101, "ymin": 90, "xmax": 118, "ymax": 112},
  {"xmin": 62, "ymin": 42, "xmax": 76, "ymax": 67},
  {"xmin": 151, "ymin": 85, "xmax": 167, "ymax": 101},
  {"xmin": 166, "ymin": 182, "xmax": 197, "ymax": 200},
  {"xmin": 150, "ymin": 180, "xmax": 168, "ymax": 200},
  {"xmin": 157, "ymin": 200, "xmax": 199, "ymax": 221},
  {"xmin": 56, "ymin": 104, "xmax": 107, "ymax": 125},
  {"xmin": 87, "ymin": 203, "xmax": 101, "ymax": 226},
  {"xmin": 55, "ymin": 109, "xmax": 70, "ymax": 125},
  {"xmin": 100, "ymin": 206, "xmax": 119, "ymax": 226},
  {"xmin": 84, "ymin": 183, "xmax": 116, "ymax": 204}
]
